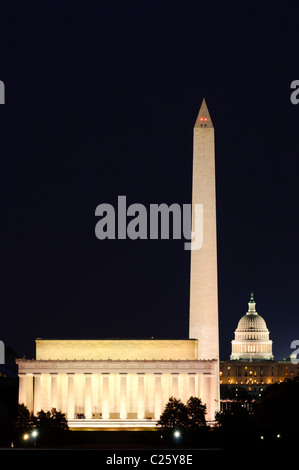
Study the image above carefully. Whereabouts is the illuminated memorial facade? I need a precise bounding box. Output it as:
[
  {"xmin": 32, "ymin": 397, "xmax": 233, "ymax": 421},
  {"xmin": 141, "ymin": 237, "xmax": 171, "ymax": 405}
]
[
  {"xmin": 17, "ymin": 100, "xmax": 220, "ymax": 429},
  {"xmin": 17, "ymin": 339, "xmax": 217, "ymax": 428}
]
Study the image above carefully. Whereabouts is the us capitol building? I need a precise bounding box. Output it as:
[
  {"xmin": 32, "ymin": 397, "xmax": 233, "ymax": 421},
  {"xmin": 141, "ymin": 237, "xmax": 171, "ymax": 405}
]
[{"xmin": 221, "ymin": 293, "xmax": 299, "ymax": 399}]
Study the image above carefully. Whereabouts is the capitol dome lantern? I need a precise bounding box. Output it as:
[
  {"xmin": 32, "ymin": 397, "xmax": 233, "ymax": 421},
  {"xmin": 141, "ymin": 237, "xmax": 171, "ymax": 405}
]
[{"xmin": 230, "ymin": 293, "xmax": 273, "ymax": 361}]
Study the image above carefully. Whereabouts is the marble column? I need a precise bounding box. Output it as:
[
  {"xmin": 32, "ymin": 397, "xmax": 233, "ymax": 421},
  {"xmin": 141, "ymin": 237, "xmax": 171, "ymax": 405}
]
[
  {"xmin": 102, "ymin": 374, "xmax": 110, "ymax": 419},
  {"xmin": 137, "ymin": 374, "xmax": 145, "ymax": 419},
  {"xmin": 18, "ymin": 374, "xmax": 33, "ymax": 412},
  {"xmin": 41, "ymin": 374, "xmax": 51, "ymax": 412},
  {"xmin": 18, "ymin": 374, "xmax": 27, "ymax": 406},
  {"xmin": 84, "ymin": 374, "xmax": 92, "ymax": 419},
  {"xmin": 203, "ymin": 374, "xmax": 214, "ymax": 421},
  {"xmin": 171, "ymin": 374, "xmax": 179, "ymax": 398},
  {"xmin": 33, "ymin": 374, "xmax": 41, "ymax": 415},
  {"xmin": 154, "ymin": 374, "xmax": 162, "ymax": 419},
  {"xmin": 119, "ymin": 374, "xmax": 127, "ymax": 420},
  {"xmin": 209, "ymin": 375, "xmax": 217, "ymax": 421},
  {"xmin": 198, "ymin": 373, "xmax": 204, "ymax": 401},
  {"xmin": 50, "ymin": 374, "xmax": 58, "ymax": 410},
  {"xmin": 188, "ymin": 374, "xmax": 196, "ymax": 397},
  {"xmin": 27, "ymin": 374, "xmax": 34, "ymax": 413},
  {"xmin": 67, "ymin": 373, "xmax": 75, "ymax": 419}
]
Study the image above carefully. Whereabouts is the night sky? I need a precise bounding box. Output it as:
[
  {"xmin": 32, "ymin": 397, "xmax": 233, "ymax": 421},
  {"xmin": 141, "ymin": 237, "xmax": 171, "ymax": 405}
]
[{"xmin": 1, "ymin": 2, "xmax": 299, "ymax": 361}]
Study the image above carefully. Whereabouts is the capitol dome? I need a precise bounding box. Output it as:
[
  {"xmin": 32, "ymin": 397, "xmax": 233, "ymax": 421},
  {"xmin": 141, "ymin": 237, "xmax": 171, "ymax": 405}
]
[
  {"xmin": 230, "ymin": 293, "xmax": 273, "ymax": 361},
  {"xmin": 237, "ymin": 311, "xmax": 268, "ymax": 332}
]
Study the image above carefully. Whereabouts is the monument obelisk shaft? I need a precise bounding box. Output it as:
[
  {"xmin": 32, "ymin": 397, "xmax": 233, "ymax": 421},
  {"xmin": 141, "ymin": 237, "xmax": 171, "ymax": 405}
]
[{"xmin": 189, "ymin": 99, "xmax": 219, "ymax": 364}]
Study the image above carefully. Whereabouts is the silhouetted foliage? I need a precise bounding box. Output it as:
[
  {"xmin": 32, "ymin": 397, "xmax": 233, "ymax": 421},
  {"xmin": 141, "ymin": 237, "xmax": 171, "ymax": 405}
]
[
  {"xmin": 35, "ymin": 408, "xmax": 68, "ymax": 433},
  {"xmin": 216, "ymin": 377, "xmax": 299, "ymax": 447},
  {"xmin": 216, "ymin": 402, "xmax": 250, "ymax": 431},
  {"xmin": 157, "ymin": 396, "xmax": 207, "ymax": 433},
  {"xmin": 15, "ymin": 403, "xmax": 35, "ymax": 431},
  {"xmin": 186, "ymin": 396, "xmax": 206, "ymax": 429},
  {"xmin": 254, "ymin": 377, "xmax": 299, "ymax": 440},
  {"xmin": 215, "ymin": 401, "xmax": 255, "ymax": 448},
  {"xmin": 15, "ymin": 404, "xmax": 68, "ymax": 445},
  {"xmin": 157, "ymin": 397, "xmax": 189, "ymax": 431}
]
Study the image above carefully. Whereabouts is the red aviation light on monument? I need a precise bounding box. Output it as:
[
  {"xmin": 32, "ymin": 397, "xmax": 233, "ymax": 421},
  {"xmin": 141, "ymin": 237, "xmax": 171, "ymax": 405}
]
[{"xmin": 194, "ymin": 99, "xmax": 213, "ymax": 128}]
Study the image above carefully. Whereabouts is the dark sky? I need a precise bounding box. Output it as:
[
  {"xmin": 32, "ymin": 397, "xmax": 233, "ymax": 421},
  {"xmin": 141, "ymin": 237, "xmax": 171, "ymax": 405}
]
[{"xmin": 1, "ymin": 2, "xmax": 298, "ymax": 361}]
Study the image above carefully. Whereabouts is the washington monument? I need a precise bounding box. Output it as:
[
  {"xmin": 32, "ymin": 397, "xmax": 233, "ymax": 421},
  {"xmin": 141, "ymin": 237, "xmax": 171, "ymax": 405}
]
[{"xmin": 189, "ymin": 98, "xmax": 219, "ymax": 373}]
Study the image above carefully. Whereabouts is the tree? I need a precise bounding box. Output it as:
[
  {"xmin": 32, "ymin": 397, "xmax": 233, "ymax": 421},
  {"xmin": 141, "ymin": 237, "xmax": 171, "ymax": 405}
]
[
  {"xmin": 35, "ymin": 408, "xmax": 69, "ymax": 434},
  {"xmin": 254, "ymin": 377, "xmax": 299, "ymax": 440},
  {"xmin": 215, "ymin": 402, "xmax": 253, "ymax": 449},
  {"xmin": 15, "ymin": 405, "xmax": 69, "ymax": 445},
  {"xmin": 157, "ymin": 397, "xmax": 189, "ymax": 431},
  {"xmin": 50, "ymin": 408, "xmax": 69, "ymax": 432},
  {"xmin": 186, "ymin": 396, "xmax": 206, "ymax": 429},
  {"xmin": 157, "ymin": 396, "xmax": 207, "ymax": 432},
  {"xmin": 15, "ymin": 404, "xmax": 35, "ymax": 432},
  {"xmin": 215, "ymin": 402, "xmax": 250, "ymax": 432}
]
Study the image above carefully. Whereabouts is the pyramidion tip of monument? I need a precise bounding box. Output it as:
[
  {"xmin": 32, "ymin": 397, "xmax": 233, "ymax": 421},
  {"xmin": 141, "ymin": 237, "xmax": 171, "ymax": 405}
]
[{"xmin": 194, "ymin": 98, "xmax": 213, "ymax": 129}]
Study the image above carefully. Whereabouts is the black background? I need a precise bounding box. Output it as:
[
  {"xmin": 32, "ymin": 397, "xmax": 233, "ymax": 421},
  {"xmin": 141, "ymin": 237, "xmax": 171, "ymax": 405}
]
[{"xmin": 1, "ymin": 1, "xmax": 299, "ymax": 361}]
